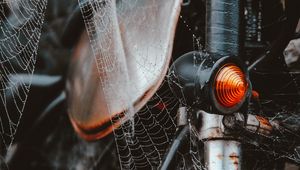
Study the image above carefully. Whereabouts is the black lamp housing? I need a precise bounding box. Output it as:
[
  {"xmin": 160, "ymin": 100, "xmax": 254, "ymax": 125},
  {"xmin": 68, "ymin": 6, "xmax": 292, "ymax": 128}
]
[{"xmin": 168, "ymin": 51, "xmax": 252, "ymax": 114}]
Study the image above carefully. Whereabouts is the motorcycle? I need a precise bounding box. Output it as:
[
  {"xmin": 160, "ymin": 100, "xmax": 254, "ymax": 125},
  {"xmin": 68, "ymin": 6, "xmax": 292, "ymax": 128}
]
[{"xmin": 1, "ymin": 0, "xmax": 300, "ymax": 169}]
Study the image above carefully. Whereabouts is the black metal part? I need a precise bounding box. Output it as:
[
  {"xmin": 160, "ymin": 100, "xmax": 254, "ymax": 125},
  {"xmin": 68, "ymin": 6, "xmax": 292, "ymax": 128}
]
[
  {"xmin": 168, "ymin": 51, "xmax": 212, "ymax": 106},
  {"xmin": 206, "ymin": 0, "xmax": 242, "ymax": 56},
  {"xmin": 168, "ymin": 51, "xmax": 251, "ymax": 114}
]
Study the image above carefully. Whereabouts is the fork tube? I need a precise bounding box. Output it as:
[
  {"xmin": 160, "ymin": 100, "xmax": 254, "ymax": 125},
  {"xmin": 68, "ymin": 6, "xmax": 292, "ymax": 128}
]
[
  {"xmin": 206, "ymin": 0, "xmax": 242, "ymax": 57},
  {"xmin": 199, "ymin": 111, "xmax": 242, "ymax": 170},
  {"xmin": 204, "ymin": 140, "xmax": 242, "ymax": 170},
  {"xmin": 205, "ymin": 0, "xmax": 243, "ymax": 169}
]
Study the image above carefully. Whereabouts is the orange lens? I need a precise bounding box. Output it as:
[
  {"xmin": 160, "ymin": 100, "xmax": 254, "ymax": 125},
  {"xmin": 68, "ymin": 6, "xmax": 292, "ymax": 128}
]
[{"xmin": 214, "ymin": 64, "xmax": 248, "ymax": 108}]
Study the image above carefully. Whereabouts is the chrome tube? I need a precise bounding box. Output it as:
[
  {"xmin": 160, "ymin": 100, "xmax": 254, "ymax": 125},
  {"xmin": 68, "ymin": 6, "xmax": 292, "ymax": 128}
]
[
  {"xmin": 198, "ymin": 111, "xmax": 242, "ymax": 170},
  {"xmin": 204, "ymin": 140, "xmax": 242, "ymax": 170}
]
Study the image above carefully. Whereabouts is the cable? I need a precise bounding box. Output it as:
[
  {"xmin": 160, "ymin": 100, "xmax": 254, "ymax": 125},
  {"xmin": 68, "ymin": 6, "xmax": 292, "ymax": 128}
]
[{"xmin": 160, "ymin": 125, "xmax": 189, "ymax": 170}]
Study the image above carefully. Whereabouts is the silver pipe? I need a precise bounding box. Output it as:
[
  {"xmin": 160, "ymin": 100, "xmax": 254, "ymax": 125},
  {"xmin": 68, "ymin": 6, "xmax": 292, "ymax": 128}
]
[{"xmin": 204, "ymin": 140, "xmax": 242, "ymax": 170}]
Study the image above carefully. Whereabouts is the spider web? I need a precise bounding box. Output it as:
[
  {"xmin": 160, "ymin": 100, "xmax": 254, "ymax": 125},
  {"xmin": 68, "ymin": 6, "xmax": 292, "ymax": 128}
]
[
  {"xmin": 0, "ymin": 0, "xmax": 47, "ymax": 151},
  {"xmin": 78, "ymin": 0, "xmax": 300, "ymax": 169},
  {"xmin": 79, "ymin": 0, "xmax": 197, "ymax": 169},
  {"xmin": 78, "ymin": 0, "xmax": 206, "ymax": 169}
]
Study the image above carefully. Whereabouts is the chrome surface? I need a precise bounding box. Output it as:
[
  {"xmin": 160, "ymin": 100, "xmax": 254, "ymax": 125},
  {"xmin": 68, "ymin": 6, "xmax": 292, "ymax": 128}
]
[
  {"xmin": 66, "ymin": 0, "xmax": 182, "ymax": 140},
  {"xmin": 199, "ymin": 111, "xmax": 242, "ymax": 170},
  {"xmin": 177, "ymin": 107, "xmax": 188, "ymax": 126},
  {"xmin": 198, "ymin": 110, "xmax": 225, "ymax": 140},
  {"xmin": 204, "ymin": 140, "xmax": 242, "ymax": 170}
]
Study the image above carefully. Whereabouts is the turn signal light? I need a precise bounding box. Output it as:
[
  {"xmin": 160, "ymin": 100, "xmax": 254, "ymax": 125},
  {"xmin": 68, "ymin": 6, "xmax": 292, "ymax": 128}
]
[
  {"xmin": 214, "ymin": 64, "xmax": 248, "ymax": 108},
  {"xmin": 168, "ymin": 51, "xmax": 251, "ymax": 114}
]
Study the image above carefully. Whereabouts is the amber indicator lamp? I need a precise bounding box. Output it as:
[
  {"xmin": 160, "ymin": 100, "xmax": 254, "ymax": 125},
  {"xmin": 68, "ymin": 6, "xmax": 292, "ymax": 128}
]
[
  {"xmin": 214, "ymin": 63, "xmax": 248, "ymax": 108},
  {"xmin": 168, "ymin": 51, "xmax": 251, "ymax": 115}
]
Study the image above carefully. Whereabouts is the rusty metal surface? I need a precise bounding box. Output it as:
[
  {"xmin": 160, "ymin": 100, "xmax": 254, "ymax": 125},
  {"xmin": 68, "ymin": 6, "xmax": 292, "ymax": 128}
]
[
  {"xmin": 66, "ymin": 0, "xmax": 182, "ymax": 140},
  {"xmin": 198, "ymin": 110, "xmax": 273, "ymax": 141},
  {"xmin": 204, "ymin": 140, "xmax": 242, "ymax": 170}
]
